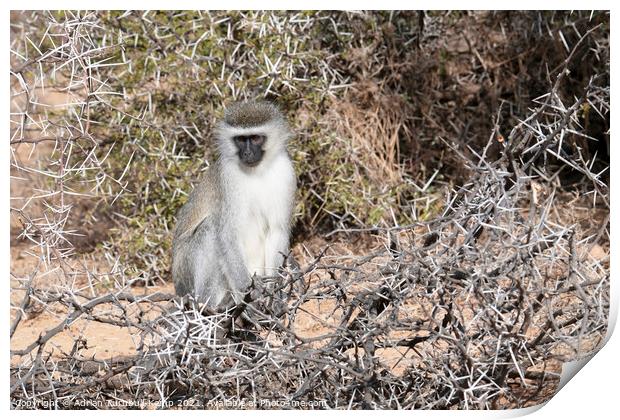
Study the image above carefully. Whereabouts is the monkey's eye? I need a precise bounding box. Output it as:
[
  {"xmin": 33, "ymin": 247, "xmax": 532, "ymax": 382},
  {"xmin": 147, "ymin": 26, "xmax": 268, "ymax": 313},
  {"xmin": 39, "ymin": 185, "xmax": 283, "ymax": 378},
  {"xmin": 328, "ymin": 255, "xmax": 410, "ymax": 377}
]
[{"xmin": 250, "ymin": 135, "xmax": 265, "ymax": 146}]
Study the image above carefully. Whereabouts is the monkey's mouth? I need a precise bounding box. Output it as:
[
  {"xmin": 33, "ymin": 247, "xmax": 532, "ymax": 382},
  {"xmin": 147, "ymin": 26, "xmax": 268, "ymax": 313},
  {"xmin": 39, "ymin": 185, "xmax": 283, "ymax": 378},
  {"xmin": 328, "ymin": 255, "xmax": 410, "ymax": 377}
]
[{"xmin": 241, "ymin": 159, "xmax": 261, "ymax": 168}]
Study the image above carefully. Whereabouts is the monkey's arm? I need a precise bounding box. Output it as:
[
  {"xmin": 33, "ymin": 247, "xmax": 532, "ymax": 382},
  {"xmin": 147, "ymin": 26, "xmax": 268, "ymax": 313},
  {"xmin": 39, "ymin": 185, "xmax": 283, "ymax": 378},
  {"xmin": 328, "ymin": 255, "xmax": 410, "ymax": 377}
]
[
  {"xmin": 217, "ymin": 222, "xmax": 252, "ymax": 304},
  {"xmin": 264, "ymin": 160, "xmax": 296, "ymax": 276},
  {"xmin": 264, "ymin": 224, "xmax": 290, "ymax": 276}
]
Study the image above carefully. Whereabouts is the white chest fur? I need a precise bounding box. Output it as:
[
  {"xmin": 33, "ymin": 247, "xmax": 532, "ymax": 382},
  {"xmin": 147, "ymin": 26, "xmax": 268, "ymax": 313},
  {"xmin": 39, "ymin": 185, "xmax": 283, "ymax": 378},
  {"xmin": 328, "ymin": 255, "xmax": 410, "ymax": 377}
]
[{"xmin": 226, "ymin": 155, "xmax": 295, "ymax": 276}]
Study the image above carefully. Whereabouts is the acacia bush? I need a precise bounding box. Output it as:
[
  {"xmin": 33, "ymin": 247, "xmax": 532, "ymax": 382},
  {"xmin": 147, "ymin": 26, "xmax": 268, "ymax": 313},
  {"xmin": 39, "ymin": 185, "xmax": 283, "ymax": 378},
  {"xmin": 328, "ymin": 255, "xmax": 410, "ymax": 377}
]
[
  {"xmin": 10, "ymin": 11, "xmax": 610, "ymax": 279},
  {"xmin": 10, "ymin": 10, "xmax": 609, "ymax": 410}
]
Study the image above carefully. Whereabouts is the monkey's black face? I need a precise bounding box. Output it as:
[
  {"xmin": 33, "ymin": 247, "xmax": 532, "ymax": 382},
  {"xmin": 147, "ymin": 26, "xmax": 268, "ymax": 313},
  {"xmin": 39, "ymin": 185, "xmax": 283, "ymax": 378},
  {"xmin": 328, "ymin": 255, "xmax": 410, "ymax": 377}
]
[{"xmin": 233, "ymin": 135, "xmax": 266, "ymax": 167}]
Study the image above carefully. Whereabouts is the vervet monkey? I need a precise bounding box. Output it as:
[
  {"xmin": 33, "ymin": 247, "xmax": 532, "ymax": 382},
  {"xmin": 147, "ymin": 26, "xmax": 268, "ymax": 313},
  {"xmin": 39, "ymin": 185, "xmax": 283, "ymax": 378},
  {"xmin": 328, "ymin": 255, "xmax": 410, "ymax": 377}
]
[{"xmin": 172, "ymin": 100, "xmax": 296, "ymax": 309}]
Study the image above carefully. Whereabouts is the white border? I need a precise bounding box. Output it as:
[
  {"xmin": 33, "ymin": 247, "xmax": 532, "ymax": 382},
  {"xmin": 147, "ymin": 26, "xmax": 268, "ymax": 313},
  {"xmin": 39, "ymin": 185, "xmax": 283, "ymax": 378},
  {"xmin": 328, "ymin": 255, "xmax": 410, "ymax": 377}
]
[{"xmin": 4, "ymin": 3, "xmax": 617, "ymax": 419}]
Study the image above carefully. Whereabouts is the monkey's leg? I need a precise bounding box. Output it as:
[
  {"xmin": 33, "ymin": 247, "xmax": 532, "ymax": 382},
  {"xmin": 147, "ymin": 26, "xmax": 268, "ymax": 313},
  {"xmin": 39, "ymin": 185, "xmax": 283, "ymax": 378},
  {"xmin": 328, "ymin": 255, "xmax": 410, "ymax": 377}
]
[
  {"xmin": 172, "ymin": 239, "xmax": 196, "ymax": 298},
  {"xmin": 180, "ymin": 227, "xmax": 228, "ymax": 308}
]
